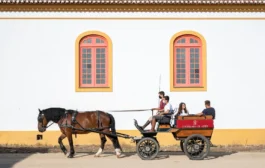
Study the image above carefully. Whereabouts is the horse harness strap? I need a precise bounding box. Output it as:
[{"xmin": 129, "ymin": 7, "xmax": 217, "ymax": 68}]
[
  {"xmin": 60, "ymin": 110, "xmax": 111, "ymax": 135},
  {"xmin": 39, "ymin": 113, "xmax": 54, "ymax": 129},
  {"xmin": 62, "ymin": 110, "xmax": 78, "ymax": 138},
  {"xmin": 72, "ymin": 111, "xmax": 78, "ymax": 138},
  {"xmin": 97, "ymin": 110, "xmax": 101, "ymax": 128},
  {"xmin": 72, "ymin": 111, "xmax": 78, "ymax": 124}
]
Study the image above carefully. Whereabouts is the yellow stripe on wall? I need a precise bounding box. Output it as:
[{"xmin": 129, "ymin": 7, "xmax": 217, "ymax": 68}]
[{"xmin": 0, "ymin": 129, "xmax": 265, "ymax": 146}]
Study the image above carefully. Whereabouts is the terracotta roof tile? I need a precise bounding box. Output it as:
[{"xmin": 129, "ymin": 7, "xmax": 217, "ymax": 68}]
[{"xmin": 0, "ymin": 0, "xmax": 265, "ymax": 4}]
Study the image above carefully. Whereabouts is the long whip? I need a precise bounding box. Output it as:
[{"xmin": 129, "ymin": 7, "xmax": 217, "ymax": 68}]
[{"xmin": 158, "ymin": 74, "xmax": 161, "ymax": 106}]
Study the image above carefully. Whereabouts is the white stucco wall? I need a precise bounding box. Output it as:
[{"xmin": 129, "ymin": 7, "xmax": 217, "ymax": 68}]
[{"xmin": 1, "ymin": 12, "xmax": 265, "ymax": 130}]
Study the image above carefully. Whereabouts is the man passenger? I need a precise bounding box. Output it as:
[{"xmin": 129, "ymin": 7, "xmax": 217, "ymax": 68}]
[
  {"xmin": 139, "ymin": 91, "xmax": 165, "ymax": 130},
  {"xmin": 196, "ymin": 100, "xmax": 216, "ymax": 119},
  {"xmin": 149, "ymin": 95, "xmax": 173, "ymax": 132}
]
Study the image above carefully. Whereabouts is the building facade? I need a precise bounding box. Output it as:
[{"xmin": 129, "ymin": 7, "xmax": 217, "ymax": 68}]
[{"xmin": 1, "ymin": 1, "xmax": 265, "ymax": 146}]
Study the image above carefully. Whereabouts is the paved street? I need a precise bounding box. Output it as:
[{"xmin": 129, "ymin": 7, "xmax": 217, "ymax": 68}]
[{"xmin": 1, "ymin": 152, "xmax": 265, "ymax": 168}]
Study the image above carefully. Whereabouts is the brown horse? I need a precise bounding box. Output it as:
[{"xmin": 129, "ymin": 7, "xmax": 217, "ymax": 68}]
[{"xmin": 37, "ymin": 107, "xmax": 123, "ymax": 158}]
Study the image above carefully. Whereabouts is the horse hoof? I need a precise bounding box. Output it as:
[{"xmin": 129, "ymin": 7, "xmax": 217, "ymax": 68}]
[
  {"xmin": 117, "ymin": 155, "xmax": 123, "ymax": 158},
  {"xmin": 67, "ymin": 153, "xmax": 74, "ymax": 158},
  {"xmin": 116, "ymin": 154, "xmax": 124, "ymax": 158},
  {"xmin": 67, "ymin": 155, "xmax": 74, "ymax": 158}
]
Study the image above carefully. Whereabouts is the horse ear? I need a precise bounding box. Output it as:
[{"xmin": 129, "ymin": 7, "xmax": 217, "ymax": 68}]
[{"xmin": 38, "ymin": 109, "xmax": 41, "ymax": 113}]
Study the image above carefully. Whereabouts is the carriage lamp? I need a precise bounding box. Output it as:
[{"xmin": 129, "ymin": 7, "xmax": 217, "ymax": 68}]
[{"xmin": 36, "ymin": 134, "xmax": 43, "ymax": 140}]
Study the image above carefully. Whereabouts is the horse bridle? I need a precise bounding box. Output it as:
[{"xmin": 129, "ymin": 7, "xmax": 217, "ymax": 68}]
[{"xmin": 38, "ymin": 113, "xmax": 54, "ymax": 129}]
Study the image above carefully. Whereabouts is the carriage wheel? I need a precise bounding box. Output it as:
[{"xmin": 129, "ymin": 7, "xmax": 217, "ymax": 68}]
[
  {"xmin": 183, "ymin": 134, "xmax": 210, "ymax": 160},
  {"xmin": 180, "ymin": 140, "xmax": 184, "ymax": 152},
  {"xmin": 136, "ymin": 137, "xmax": 160, "ymax": 160}
]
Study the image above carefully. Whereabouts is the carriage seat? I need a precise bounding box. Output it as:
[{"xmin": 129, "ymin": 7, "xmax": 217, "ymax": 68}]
[
  {"xmin": 158, "ymin": 108, "xmax": 177, "ymax": 125},
  {"xmin": 158, "ymin": 116, "xmax": 171, "ymax": 124}
]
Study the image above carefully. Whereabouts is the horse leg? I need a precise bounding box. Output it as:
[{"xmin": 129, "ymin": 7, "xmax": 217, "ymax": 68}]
[
  {"xmin": 105, "ymin": 131, "xmax": 123, "ymax": 158},
  {"xmin": 66, "ymin": 130, "xmax": 75, "ymax": 158},
  {"xmin": 94, "ymin": 133, "xmax": 107, "ymax": 157},
  {"xmin": 58, "ymin": 134, "xmax": 67, "ymax": 155}
]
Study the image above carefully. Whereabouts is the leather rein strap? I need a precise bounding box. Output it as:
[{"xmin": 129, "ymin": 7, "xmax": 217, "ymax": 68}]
[{"xmin": 106, "ymin": 109, "xmax": 152, "ymax": 112}]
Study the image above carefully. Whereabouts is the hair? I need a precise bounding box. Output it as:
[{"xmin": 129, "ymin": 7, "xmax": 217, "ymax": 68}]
[
  {"xmin": 164, "ymin": 95, "xmax": 169, "ymax": 101},
  {"xmin": 205, "ymin": 100, "xmax": 211, "ymax": 106},
  {"xmin": 177, "ymin": 102, "xmax": 188, "ymax": 115},
  {"xmin": 158, "ymin": 91, "xmax": 165, "ymax": 96}
]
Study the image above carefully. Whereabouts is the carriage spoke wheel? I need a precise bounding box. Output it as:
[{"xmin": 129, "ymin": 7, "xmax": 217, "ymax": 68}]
[
  {"xmin": 183, "ymin": 134, "xmax": 210, "ymax": 160},
  {"xmin": 136, "ymin": 137, "xmax": 159, "ymax": 160}
]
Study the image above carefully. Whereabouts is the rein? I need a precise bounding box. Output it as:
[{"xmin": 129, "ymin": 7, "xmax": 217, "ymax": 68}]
[
  {"xmin": 106, "ymin": 109, "xmax": 152, "ymax": 112},
  {"xmin": 44, "ymin": 122, "xmax": 54, "ymax": 128}
]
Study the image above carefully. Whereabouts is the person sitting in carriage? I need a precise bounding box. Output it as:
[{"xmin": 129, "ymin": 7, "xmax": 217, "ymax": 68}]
[
  {"xmin": 138, "ymin": 91, "xmax": 166, "ymax": 130},
  {"xmin": 177, "ymin": 102, "xmax": 189, "ymax": 116},
  {"xmin": 148, "ymin": 95, "xmax": 174, "ymax": 132},
  {"xmin": 169, "ymin": 102, "xmax": 189, "ymax": 127},
  {"xmin": 195, "ymin": 100, "xmax": 216, "ymax": 119}
]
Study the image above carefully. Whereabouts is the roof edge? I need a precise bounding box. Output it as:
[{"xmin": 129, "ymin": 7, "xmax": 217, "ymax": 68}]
[{"xmin": 1, "ymin": 4, "xmax": 265, "ymax": 12}]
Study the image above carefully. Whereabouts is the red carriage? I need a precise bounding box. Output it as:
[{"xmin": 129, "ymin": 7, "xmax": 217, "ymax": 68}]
[{"xmin": 133, "ymin": 114, "xmax": 215, "ymax": 160}]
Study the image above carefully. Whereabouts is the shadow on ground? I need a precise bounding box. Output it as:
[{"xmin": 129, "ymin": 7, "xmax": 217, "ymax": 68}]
[
  {"xmin": 157, "ymin": 151, "xmax": 237, "ymax": 160},
  {"xmin": 0, "ymin": 146, "xmax": 49, "ymax": 168},
  {"xmin": 1, "ymin": 143, "xmax": 261, "ymax": 164},
  {"xmin": 71, "ymin": 150, "xmax": 237, "ymax": 160}
]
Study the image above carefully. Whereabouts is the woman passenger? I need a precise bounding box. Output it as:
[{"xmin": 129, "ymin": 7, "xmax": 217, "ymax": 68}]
[{"xmin": 177, "ymin": 102, "xmax": 189, "ymax": 116}]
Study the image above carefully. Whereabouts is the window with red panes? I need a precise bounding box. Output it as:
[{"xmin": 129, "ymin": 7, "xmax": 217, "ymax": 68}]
[
  {"xmin": 173, "ymin": 35, "xmax": 202, "ymax": 87},
  {"xmin": 79, "ymin": 35, "xmax": 108, "ymax": 87}
]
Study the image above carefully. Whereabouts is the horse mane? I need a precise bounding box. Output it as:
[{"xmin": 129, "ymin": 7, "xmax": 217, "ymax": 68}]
[
  {"xmin": 42, "ymin": 107, "xmax": 67, "ymax": 123},
  {"xmin": 41, "ymin": 108, "xmax": 105, "ymax": 123}
]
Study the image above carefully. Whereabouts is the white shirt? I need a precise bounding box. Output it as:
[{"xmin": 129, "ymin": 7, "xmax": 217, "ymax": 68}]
[
  {"xmin": 179, "ymin": 110, "xmax": 188, "ymax": 116},
  {"xmin": 164, "ymin": 103, "xmax": 173, "ymax": 113}
]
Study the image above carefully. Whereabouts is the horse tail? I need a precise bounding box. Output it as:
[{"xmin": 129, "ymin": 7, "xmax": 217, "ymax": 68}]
[{"xmin": 108, "ymin": 113, "xmax": 117, "ymax": 135}]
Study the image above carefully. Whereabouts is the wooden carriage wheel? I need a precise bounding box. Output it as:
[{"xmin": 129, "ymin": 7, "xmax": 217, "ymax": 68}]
[
  {"xmin": 183, "ymin": 134, "xmax": 210, "ymax": 160},
  {"xmin": 136, "ymin": 137, "xmax": 160, "ymax": 160}
]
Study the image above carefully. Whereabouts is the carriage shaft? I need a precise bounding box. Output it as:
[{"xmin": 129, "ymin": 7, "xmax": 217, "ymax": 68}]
[{"xmin": 60, "ymin": 124, "xmax": 135, "ymax": 139}]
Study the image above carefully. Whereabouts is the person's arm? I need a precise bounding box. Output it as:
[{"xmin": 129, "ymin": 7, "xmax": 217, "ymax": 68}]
[
  {"xmin": 151, "ymin": 107, "xmax": 164, "ymax": 111},
  {"xmin": 152, "ymin": 101, "xmax": 162, "ymax": 111},
  {"xmin": 196, "ymin": 109, "xmax": 205, "ymax": 116},
  {"xmin": 164, "ymin": 109, "xmax": 170, "ymax": 114},
  {"xmin": 160, "ymin": 105, "xmax": 170, "ymax": 115}
]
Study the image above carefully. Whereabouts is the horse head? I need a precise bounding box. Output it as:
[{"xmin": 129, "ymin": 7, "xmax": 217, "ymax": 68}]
[{"xmin": 37, "ymin": 108, "xmax": 48, "ymax": 132}]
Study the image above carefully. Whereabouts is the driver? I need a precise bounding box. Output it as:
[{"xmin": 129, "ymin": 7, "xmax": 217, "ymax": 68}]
[{"xmin": 138, "ymin": 91, "xmax": 165, "ymax": 130}]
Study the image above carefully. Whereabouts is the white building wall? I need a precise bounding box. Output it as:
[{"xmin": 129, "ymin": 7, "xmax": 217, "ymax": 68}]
[{"xmin": 1, "ymin": 12, "xmax": 265, "ymax": 130}]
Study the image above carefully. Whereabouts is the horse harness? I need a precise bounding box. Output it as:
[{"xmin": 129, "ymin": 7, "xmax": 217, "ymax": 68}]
[
  {"xmin": 62, "ymin": 110, "xmax": 105, "ymax": 137},
  {"xmin": 64, "ymin": 110, "xmax": 101, "ymax": 126},
  {"xmin": 38, "ymin": 113, "xmax": 55, "ymax": 129}
]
